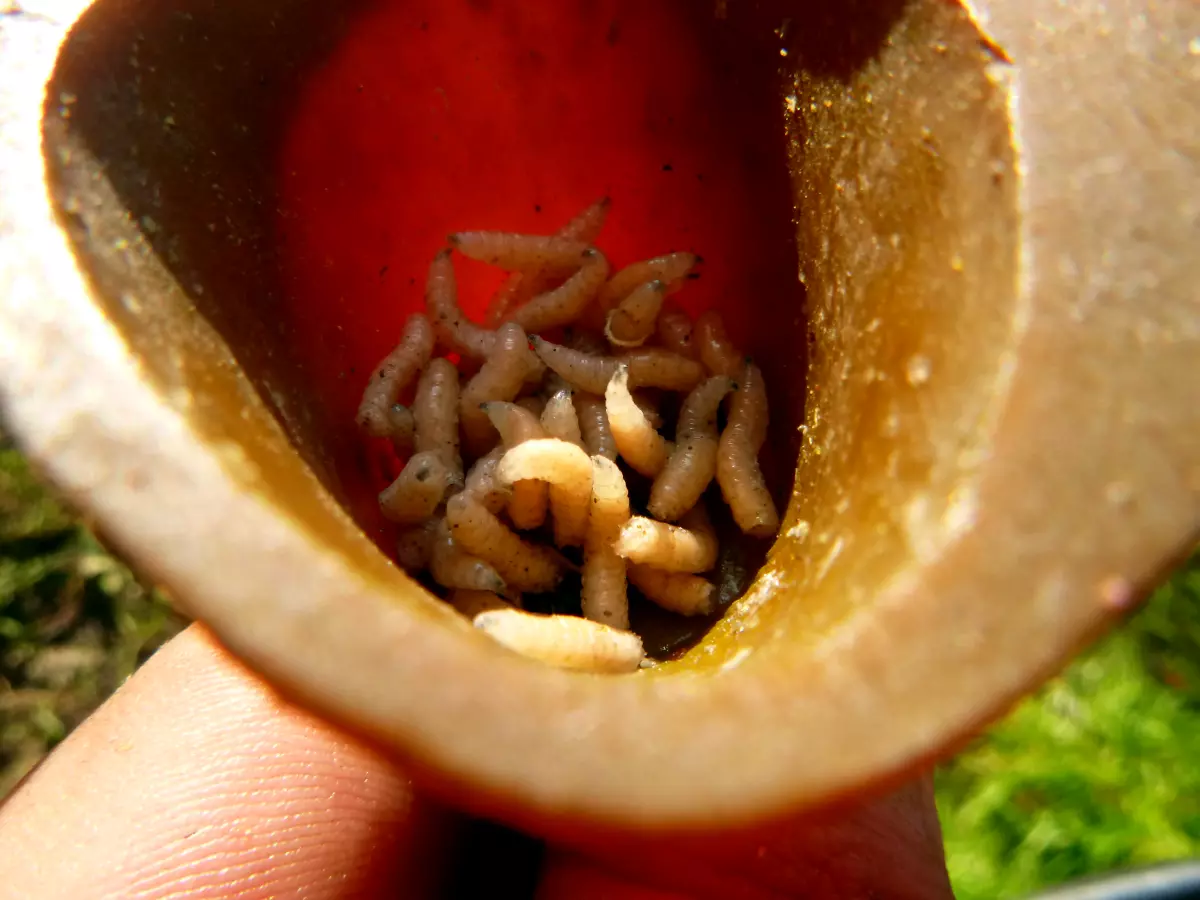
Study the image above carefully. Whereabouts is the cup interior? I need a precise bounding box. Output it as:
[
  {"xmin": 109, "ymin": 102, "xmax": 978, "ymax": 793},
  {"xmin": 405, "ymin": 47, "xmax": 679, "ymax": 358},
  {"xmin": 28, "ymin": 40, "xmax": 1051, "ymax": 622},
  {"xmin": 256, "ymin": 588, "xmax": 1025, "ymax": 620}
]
[{"xmin": 35, "ymin": 0, "xmax": 1055, "ymax": 827}]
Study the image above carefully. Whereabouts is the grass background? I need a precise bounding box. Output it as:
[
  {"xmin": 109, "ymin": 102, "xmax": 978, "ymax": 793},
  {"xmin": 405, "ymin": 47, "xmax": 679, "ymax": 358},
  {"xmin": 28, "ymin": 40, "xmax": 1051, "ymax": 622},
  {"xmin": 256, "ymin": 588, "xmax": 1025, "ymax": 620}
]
[{"xmin": 0, "ymin": 436, "xmax": 1196, "ymax": 898}]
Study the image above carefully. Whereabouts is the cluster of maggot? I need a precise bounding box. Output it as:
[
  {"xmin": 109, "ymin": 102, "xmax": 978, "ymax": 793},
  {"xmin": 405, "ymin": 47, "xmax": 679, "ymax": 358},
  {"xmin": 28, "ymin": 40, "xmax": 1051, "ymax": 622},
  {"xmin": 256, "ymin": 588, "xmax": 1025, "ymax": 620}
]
[{"xmin": 356, "ymin": 197, "xmax": 779, "ymax": 675}]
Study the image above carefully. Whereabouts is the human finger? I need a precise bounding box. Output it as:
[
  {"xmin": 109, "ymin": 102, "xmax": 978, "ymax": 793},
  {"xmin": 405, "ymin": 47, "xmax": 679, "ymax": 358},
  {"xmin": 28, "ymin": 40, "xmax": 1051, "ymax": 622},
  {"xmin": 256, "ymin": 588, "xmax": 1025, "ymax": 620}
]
[
  {"xmin": 0, "ymin": 623, "xmax": 454, "ymax": 900},
  {"xmin": 537, "ymin": 774, "xmax": 953, "ymax": 900}
]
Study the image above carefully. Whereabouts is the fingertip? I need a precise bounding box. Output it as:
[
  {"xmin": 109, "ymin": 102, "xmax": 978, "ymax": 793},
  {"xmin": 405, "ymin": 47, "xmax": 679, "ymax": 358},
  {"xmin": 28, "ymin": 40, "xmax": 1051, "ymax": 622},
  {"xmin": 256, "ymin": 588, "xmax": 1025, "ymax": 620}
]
[{"xmin": 0, "ymin": 624, "xmax": 453, "ymax": 900}]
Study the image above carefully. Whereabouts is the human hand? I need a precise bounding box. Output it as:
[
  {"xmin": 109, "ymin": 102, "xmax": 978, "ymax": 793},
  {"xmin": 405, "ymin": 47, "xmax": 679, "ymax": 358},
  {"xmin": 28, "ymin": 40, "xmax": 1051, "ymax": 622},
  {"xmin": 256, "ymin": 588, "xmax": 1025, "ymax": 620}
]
[{"xmin": 0, "ymin": 624, "xmax": 954, "ymax": 899}]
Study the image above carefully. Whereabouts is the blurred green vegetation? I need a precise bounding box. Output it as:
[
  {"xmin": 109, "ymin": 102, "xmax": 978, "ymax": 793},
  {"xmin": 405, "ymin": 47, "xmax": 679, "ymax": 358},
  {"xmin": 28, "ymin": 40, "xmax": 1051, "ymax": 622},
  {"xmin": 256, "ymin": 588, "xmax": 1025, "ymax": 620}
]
[
  {"xmin": 0, "ymin": 441, "xmax": 185, "ymax": 796},
  {"xmin": 0, "ymin": 437, "xmax": 1195, "ymax": 896},
  {"xmin": 937, "ymin": 561, "xmax": 1200, "ymax": 898}
]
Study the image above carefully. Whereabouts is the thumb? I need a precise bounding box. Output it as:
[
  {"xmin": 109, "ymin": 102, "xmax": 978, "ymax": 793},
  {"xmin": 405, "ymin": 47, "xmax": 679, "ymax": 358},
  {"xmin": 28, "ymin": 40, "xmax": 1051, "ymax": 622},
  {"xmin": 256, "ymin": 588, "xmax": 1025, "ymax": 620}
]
[{"xmin": 0, "ymin": 623, "xmax": 454, "ymax": 900}]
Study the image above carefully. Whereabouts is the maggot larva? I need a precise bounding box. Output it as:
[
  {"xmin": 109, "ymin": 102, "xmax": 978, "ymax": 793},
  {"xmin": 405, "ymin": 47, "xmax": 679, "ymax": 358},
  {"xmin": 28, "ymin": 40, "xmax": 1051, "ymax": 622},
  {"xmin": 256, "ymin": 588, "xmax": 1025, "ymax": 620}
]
[
  {"xmin": 424, "ymin": 249, "xmax": 497, "ymax": 360},
  {"xmin": 449, "ymin": 588, "xmax": 516, "ymax": 620},
  {"xmin": 510, "ymin": 248, "xmax": 609, "ymax": 334},
  {"xmin": 694, "ymin": 309, "xmax": 743, "ymax": 378},
  {"xmin": 606, "ymin": 364, "xmax": 671, "ymax": 477},
  {"xmin": 462, "ymin": 445, "xmax": 510, "ymax": 516},
  {"xmin": 587, "ymin": 250, "xmax": 700, "ymax": 328},
  {"xmin": 531, "ymin": 336, "xmax": 704, "ymax": 395},
  {"xmin": 717, "ymin": 361, "xmax": 779, "ymax": 537},
  {"xmin": 483, "ymin": 196, "xmax": 612, "ymax": 326},
  {"xmin": 497, "ymin": 437, "xmax": 593, "ymax": 548},
  {"xmin": 378, "ymin": 449, "xmax": 460, "ymax": 526},
  {"xmin": 445, "ymin": 493, "xmax": 566, "ymax": 594},
  {"xmin": 582, "ymin": 455, "xmax": 632, "ymax": 631},
  {"xmin": 627, "ymin": 564, "xmax": 715, "ymax": 617},
  {"xmin": 473, "ymin": 608, "xmax": 645, "ymax": 674},
  {"xmin": 484, "ymin": 401, "xmax": 549, "ymax": 531},
  {"xmin": 655, "ymin": 303, "xmax": 699, "ymax": 359},
  {"xmin": 357, "ymin": 313, "xmax": 434, "ymax": 437},
  {"xmin": 460, "ymin": 323, "xmax": 541, "ymax": 457},
  {"xmin": 386, "ymin": 403, "xmax": 415, "ymax": 456},
  {"xmin": 605, "ymin": 279, "xmax": 666, "ymax": 348},
  {"xmin": 449, "ymin": 231, "xmax": 589, "ymax": 271},
  {"xmin": 429, "ymin": 517, "xmax": 508, "ymax": 595},
  {"xmin": 613, "ymin": 504, "xmax": 717, "ymax": 574},
  {"xmin": 413, "ymin": 357, "xmax": 463, "ymax": 479},
  {"xmin": 360, "ymin": 200, "xmax": 785, "ymax": 675},
  {"xmin": 540, "ymin": 386, "xmax": 586, "ymax": 450},
  {"xmin": 647, "ymin": 375, "xmax": 736, "ymax": 521},
  {"xmin": 574, "ymin": 392, "xmax": 617, "ymax": 461}
]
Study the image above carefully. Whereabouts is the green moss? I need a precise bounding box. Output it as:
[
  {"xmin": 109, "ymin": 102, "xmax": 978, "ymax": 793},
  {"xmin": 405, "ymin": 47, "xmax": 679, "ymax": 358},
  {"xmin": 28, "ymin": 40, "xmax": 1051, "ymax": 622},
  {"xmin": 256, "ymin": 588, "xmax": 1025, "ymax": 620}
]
[
  {"xmin": 936, "ymin": 556, "xmax": 1200, "ymax": 899},
  {"xmin": 0, "ymin": 442, "xmax": 186, "ymax": 796}
]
